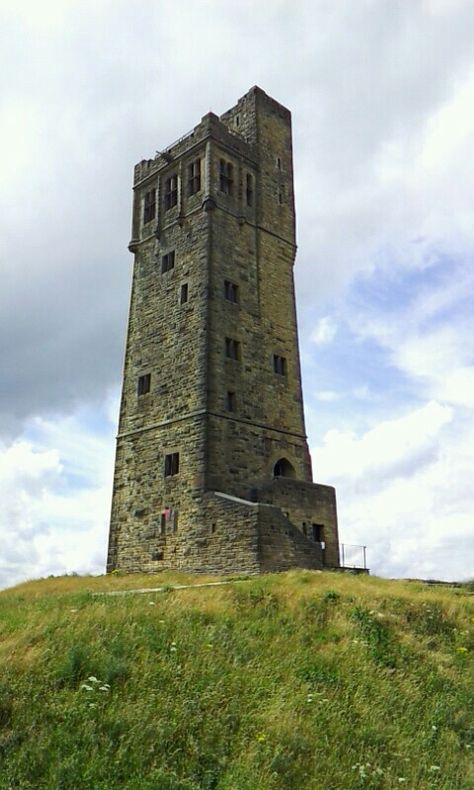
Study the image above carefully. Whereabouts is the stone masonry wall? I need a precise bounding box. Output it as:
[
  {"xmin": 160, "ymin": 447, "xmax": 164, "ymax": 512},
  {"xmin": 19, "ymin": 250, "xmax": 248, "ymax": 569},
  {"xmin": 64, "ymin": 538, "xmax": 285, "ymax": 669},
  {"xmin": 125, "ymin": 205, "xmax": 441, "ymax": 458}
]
[
  {"xmin": 255, "ymin": 479, "xmax": 340, "ymax": 568},
  {"xmin": 107, "ymin": 87, "xmax": 341, "ymax": 576},
  {"xmin": 257, "ymin": 505, "xmax": 324, "ymax": 572}
]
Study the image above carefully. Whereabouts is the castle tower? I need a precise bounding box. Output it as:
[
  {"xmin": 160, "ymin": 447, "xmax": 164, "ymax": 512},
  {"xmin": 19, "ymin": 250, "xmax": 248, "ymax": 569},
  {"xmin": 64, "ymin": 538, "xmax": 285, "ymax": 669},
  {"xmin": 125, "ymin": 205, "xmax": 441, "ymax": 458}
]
[{"xmin": 107, "ymin": 87, "xmax": 340, "ymax": 575}]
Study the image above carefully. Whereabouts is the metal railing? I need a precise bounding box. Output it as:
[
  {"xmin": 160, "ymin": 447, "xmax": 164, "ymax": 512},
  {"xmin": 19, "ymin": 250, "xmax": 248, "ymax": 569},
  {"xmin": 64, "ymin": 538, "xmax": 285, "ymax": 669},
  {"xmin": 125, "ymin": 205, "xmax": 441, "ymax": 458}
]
[
  {"xmin": 340, "ymin": 543, "xmax": 368, "ymax": 570},
  {"xmin": 153, "ymin": 127, "xmax": 196, "ymax": 161}
]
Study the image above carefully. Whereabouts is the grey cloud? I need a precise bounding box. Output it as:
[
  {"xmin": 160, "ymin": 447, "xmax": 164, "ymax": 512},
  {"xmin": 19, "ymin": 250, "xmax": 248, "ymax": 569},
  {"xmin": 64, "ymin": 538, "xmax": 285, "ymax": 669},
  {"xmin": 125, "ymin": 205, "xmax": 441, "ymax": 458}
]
[{"xmin": 2, "ymin": 0, "xmax": 474, "ymax": 440}]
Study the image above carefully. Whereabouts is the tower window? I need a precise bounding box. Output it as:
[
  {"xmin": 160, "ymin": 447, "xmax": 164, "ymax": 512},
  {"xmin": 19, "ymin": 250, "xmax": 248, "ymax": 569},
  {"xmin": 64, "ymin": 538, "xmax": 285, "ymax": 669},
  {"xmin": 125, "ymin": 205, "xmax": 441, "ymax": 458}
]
[
  {"xmin": 160, "ymin": 512, "xmax": 167, "ymax": 534},
  {"xmin": 187, "ymin": 159, "xmax": 201, "ymax": 196},
  {"xmin": 225, "ymin": 391, "xmax": 236, "ymax": 412},
  {"xmin": 180, "ymin": 283, "xmax": 188, "ymax": 304},
  {"xmin": 219, "ymin": 159, "xmax": 233, "ymax": 195},
  {"xmin": 137, "ymin": 373, "xmax": 151, "ymax": 395},
  {"xmin": 312, "ymin": 524, "xmax": 324, "ymax": 543},
  {"xmin": 143, "ymin": 189, "xmax": 156, "ymax": 224},
  {"xmin": 273, "ymin": 457, "xmax": 295, "ymax": 478},
  {"xmin": 278, "ymin": 191, "xmax": 283, "ymax": 204},
  {"xmin": 164, "ymin": 453, "xmax": 180, "ymax": 477},
  {"xmin": 164, "ymin": 175, "xmax": 178, "ymax": 210},
  {"xmin": 273, "ymin": 355, "xmax": 287, "ymax": 375},
  {"xmin": 162, "ymin": 250, "xmax": 175, "ymax": 273},
  {"xmin": 224, "ymin": 280, "xmax": 238, "ymax": 303},
  {"xmin": 225, "ymin": 337, "xmax": 240, "ymax": 361},
  {"xmin": 246, "ymin": 174, "xmax": 253, "ymax": 207},
  {"xmin": 277, "ymin": 157, "xmax": 282, "ymax": 169}
]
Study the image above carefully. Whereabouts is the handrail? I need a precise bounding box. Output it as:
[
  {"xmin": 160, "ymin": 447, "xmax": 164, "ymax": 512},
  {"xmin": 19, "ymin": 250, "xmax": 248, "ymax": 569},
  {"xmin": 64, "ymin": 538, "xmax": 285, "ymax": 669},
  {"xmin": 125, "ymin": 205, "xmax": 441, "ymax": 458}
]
[
  {"xmin": 340, "ymin": 543, "xmax": 367, "ymax": 569},
  {"xmin": 157, "ymin": 127, "xmax": 196, "ymax": 157}
]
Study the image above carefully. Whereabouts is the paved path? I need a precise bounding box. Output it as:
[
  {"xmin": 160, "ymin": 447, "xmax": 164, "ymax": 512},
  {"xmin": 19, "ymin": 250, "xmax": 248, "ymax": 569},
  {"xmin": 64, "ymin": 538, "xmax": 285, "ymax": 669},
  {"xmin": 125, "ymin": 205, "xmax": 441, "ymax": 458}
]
[{"xmin": 94, "ymin": 579, "xmax": 252, "ymax": 597}]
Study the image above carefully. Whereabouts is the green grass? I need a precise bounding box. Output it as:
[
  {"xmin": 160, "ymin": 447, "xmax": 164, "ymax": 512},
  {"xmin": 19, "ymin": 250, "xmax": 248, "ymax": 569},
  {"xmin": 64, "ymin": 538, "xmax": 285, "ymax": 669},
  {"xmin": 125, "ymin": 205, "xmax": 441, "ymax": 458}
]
[{"xmin": 0, "ymin": 571, "xmax": 473, "ymax": 789}]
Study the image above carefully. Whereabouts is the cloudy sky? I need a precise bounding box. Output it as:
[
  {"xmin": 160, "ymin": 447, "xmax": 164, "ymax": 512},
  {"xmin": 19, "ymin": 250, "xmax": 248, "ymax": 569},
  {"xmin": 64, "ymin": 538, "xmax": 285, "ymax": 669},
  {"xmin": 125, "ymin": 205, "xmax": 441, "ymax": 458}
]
[{"xmin": 1, "ymin": 0, "xmax": 473, "ymax": 588}]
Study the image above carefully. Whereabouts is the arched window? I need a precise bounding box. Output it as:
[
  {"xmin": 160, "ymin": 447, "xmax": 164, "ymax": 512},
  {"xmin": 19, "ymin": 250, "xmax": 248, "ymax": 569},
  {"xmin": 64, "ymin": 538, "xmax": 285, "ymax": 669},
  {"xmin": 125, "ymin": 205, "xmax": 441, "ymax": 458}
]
[{"xmin": 273, "ymin": 458, "xmax": 296, "ymax": 479}]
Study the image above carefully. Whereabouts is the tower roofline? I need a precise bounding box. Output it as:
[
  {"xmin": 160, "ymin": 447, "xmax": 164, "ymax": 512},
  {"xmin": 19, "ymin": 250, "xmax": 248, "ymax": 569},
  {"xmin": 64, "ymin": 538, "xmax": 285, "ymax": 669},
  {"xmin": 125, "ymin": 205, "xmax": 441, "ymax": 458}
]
[{"xmin": 224, "ymin": 86, "xmax": 292, "ymax": 122}]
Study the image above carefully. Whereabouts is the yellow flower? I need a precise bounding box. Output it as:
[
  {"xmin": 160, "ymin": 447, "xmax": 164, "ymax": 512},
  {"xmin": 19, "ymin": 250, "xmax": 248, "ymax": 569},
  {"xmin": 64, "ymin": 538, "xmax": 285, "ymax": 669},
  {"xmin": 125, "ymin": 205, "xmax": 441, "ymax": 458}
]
[{"xmin": 456, "ymin": 646, "xmax": 468, "ymax": 654}]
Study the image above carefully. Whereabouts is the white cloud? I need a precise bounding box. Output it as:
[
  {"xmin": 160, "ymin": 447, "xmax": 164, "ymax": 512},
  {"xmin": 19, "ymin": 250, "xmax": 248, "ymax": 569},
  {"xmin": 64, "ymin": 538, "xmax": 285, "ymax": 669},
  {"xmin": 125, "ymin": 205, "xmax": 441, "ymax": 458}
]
[
  {"xmin": 341, "ymin": 260, "xmax": 474, "ymax": 411},
  {"xmin": 314, "ymin": 391, "xmax": 341, "ymax": 402},
  {"xmin": 313, "ymin": 402, "xmax": 473, "ymax": 581},
  {"xmin": 438, "ymin": 368, "xmax": 474, "ymax": 407},
  {"xmin": 0, "ymin": 404, "xmax": 115, "ymax": 589},
  {"xmin": 311, "ymin": 316, "xmax": 337, "ymax": 346},
  {"xmin": 315, "ymin": 401, "xmax": 453, "ymax": 482},
  {"xmin": 353, "ymin": 386, "xmax": 371, "ymax": 401}
]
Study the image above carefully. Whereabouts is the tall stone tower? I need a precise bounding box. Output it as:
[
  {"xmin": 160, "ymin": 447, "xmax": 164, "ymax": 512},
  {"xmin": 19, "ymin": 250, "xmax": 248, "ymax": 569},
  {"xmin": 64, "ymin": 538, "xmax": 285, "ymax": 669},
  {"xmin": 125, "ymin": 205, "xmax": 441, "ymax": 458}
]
[{"xmin": 107, "ymin": 87, "xmax": 339, "ymax": 575}]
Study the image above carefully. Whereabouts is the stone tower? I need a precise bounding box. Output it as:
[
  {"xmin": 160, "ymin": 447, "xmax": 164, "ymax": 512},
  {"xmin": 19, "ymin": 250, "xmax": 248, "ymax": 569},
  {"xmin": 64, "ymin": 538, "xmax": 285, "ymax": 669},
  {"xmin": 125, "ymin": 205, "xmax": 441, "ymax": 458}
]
[{"xmin": 107, "ymin": 87, "xmax": 340, "ymax": 575}]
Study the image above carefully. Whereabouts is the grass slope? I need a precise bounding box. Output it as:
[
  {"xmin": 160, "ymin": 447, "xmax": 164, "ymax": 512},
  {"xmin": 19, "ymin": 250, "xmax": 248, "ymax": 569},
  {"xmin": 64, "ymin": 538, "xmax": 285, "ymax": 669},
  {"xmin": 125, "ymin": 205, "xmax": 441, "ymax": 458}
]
[{"xmin": 0, "ymin": 571, "xmax": 473, "ymax": 789}]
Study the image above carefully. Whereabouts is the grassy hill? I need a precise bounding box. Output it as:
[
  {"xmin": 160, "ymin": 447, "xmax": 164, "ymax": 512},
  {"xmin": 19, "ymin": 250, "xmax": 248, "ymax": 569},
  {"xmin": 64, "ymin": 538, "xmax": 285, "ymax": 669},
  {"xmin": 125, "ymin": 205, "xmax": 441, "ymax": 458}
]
[{"xmin": 0, "ymin": 570, "xmax": 473, "ymax": 789}]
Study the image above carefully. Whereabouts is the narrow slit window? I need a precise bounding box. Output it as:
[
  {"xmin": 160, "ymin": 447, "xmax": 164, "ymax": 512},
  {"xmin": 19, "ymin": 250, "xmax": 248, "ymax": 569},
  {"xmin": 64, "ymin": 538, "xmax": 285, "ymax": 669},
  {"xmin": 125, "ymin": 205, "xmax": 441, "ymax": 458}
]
[
  {"xmin": 143, "ymin": 189, "xmax": 156, "ymax": 224},
  {"xmin": 160, "ymin": 513, "xmax": 167, "ymax": 534},
  {"xmin": 187, "ymin": 159, "xmax": 201, "ymax": 196},
  {"xmin": 164, "ymin": 175, "xmax": 178, "ymax": 210},
  {"xmin": 273, "ymin": 355, "xmax": 286, "ymax": 375},
  {"xmin": 225, "ymin": 337, "xmax": 240, "ymax": 361},
  {"xmin": 224, "ymin": 280, "xmax": 238, "ymax": 303},
  {"xmin": 219, "ymin": 159, "xmax": 233, "ymax": 195},
  {"xmin": 162, "ymin": 250, "xmax": 175, "ymax": 273},
  {"xmin": 164, "ymin": 452, "xmax": 180, "ymax": 477},
  {"xmin": 225, "ymin": 391, "xmax": 236, "ymax": 412},
  {"xmin": 180, "ymin": 283, "xmax": 188, "ymax": 304},
  {"xmin": 137, "ymin": 373, "xmax": 151, "ymax": 395},
  {"xmin": 246, "ymin": 174, "xmax": 253, "ymax": 207}
]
